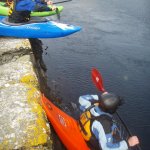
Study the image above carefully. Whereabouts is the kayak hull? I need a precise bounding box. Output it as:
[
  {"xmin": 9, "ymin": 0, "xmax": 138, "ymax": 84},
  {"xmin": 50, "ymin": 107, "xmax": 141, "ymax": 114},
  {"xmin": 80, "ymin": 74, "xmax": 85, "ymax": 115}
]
[
  {"xmin": 0, "ymin": 16, "xmax": 81, "ymax": 38},
  {"xmin": 41, "ymin": 95, "xmax": 90, "ymax": 150},
  {"xmin": 0, "ymin": 2, "xmax": 63, "ymax": 17}
]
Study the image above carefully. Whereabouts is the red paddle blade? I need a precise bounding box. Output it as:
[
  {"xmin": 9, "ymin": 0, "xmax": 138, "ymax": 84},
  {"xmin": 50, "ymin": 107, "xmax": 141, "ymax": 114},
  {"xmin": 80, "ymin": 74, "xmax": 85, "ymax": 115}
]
[{"xmin": 91, "ymin": 68, "xmax": 106, "ymax": 92}]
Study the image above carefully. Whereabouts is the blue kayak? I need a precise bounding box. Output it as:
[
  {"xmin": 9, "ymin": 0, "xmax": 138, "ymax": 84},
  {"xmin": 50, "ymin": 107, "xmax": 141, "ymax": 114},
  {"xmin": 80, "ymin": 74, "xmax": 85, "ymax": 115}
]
[{"xmin": 0, "ymin": 16, "xmax": 81, "ymax": 38}]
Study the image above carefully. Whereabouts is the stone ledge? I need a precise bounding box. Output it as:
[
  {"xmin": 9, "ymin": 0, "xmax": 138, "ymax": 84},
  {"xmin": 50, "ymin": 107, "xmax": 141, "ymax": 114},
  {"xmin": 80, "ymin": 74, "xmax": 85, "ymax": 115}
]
[
  {"xmin": 0, "ymin": 38, "xmax": 31, "ymax": 65},
  {"xmin": 0, "ymin": 38, "xmax": 52, "ymax": 149}
]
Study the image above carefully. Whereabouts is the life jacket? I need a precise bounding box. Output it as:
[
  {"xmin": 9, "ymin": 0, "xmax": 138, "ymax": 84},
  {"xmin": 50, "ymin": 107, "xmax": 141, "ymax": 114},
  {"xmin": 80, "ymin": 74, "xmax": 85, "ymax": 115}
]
[
  {"xmin": 78, "ymin": 105, "xmax": 100, "ymax": 150},
  {"xmin": 8, "ymin": 0, "xmax": 31, "ymax": 23},
  {"xmin": 78, "ymin": 105, "xmax": 122, "ymax": 150},
  {"xmin": 8, "ymin": 0, "xmax": 15, "ymax": 16}
]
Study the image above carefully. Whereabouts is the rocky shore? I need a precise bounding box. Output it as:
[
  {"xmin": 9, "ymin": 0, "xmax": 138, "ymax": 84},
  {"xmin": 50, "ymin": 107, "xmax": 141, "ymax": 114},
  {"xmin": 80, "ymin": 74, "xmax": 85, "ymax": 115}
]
[{"xmin": 0, "ymin": 37, "xmax": 52, "ymax": 149}]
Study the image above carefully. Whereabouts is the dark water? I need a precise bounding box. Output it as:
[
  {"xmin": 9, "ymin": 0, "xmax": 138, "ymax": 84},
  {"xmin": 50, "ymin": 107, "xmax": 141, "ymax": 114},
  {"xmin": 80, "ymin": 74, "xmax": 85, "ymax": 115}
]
[{"xmin": 41, "ymin": 0, "xmax": 150, "ymax": 149}]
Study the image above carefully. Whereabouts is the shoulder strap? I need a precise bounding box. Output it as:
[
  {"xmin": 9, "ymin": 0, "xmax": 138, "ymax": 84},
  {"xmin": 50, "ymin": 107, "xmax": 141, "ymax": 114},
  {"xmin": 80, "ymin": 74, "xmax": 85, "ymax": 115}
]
[
  {"xmin": 79, "ymin": 105, "xmax": 112, "ymax": 134},
  {"xmin": 85, "ymin": 104, "xmax": 96, "ymax": 112},
  {"xmin": 78, "ymin": 105, "xmax": 95, "ymax": 135},
  {"xmin": 91, "ymin": 114, "xmax": 113, "ymax": 134}
]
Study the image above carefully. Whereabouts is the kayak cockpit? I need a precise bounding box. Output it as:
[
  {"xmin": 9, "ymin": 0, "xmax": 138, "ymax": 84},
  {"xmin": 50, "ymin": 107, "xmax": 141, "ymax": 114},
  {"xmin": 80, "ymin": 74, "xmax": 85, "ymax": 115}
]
[{"xmin": 2, "ymin": 17, "xmax": 48, "ymax": 26}]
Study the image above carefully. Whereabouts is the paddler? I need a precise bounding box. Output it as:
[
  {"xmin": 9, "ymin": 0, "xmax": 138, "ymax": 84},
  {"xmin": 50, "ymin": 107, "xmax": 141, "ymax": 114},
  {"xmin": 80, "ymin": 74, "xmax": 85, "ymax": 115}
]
[
  {"xmin": 78, "ymin": 92, "xmax": 140, "ymax": 150},
  {"xmin": 8, "ymin": 0, "xmax": 56, "ymax": 23}
]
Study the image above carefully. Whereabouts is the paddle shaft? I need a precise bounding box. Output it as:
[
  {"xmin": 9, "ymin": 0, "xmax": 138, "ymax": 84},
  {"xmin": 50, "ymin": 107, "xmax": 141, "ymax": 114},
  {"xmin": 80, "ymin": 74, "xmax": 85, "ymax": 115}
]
[
  {"xmin": 53, "ymin": 0, "xmax": 72, "ymax": 4},
  {"xmin": 91, "ymin": 68, "xmax": 133, "ymax": 135}
]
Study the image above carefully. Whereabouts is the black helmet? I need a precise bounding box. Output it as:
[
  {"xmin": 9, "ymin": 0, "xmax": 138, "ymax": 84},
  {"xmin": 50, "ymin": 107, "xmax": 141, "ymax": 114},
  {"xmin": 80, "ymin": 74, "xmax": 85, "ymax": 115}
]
[{"xmin": 100, "ymin": 93, "xmax": 122, "ymax": 114}]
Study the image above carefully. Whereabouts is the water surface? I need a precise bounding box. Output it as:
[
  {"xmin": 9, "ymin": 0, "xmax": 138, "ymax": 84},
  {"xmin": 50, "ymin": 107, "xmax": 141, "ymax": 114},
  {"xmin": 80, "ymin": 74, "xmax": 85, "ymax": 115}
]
[{"xmin": 42, "ymin": 0, "xmax": 150, "ymax": 149}]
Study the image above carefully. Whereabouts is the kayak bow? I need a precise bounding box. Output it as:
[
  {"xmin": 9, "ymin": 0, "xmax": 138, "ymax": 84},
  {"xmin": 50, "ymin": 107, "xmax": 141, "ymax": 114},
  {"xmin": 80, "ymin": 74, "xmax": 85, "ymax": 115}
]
[{"xmin": 41, "ymin": 95, "xmax": 90, "ymax": 150}]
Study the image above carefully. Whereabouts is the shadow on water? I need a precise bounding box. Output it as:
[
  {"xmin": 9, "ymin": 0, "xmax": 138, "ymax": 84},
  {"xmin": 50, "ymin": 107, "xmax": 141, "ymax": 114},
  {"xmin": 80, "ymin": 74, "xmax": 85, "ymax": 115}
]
[{"xmin": 29, "ymin": 39, "xmax": 66, "ymax": 150}]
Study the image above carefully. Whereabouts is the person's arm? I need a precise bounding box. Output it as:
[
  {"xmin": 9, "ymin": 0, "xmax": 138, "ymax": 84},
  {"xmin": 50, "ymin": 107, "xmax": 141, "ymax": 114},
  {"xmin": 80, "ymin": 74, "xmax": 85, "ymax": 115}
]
[
  {"xmin": 34, "ymin": 0, "xmax": 56, "ymax": 11},
  {"xmin": 128, "ymin": 136, "xmax": 139, "ymax": 147},
  {"xmin": 46, "ymin": 0, "xmax": 53, "ymax": 5},
  {"xmin": 79, "ymin": 95, "xmax": 99, "ymax": 111},
  {"xmin": 92, "ymin": 120, "xmax": 129, "ymax": 150},
  {"xmin": 34, "ymin": 0, "xmax": 45, "ymax": 4}
]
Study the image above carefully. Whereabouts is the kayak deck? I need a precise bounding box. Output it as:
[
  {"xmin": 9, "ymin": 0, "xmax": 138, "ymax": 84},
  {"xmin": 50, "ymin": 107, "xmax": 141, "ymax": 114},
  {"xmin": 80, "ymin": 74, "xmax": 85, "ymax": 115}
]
[{"xmin": 41, "ymin": 95, "xmax": 90, "ymax": 150}]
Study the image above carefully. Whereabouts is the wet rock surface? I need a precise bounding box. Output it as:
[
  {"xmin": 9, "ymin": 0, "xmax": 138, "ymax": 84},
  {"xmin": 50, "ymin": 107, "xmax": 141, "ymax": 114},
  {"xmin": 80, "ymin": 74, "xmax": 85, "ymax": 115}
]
[
  {"xmin": 0, "ymin": 38, "xmax": 30, "ymax": 65},
  {"xmin": 0, "ymin": 38, "xmax": 52, "ymax": 149}
]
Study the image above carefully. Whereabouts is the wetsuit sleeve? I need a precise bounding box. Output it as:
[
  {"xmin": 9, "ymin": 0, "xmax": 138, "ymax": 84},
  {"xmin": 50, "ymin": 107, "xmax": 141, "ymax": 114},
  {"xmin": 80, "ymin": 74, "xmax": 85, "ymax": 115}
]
[
  {"xmin": 79, "ymin": 95, "xmax": 99, "ymax": 111},
  {"xmin": 92, "ymin": 120, "xmax": 128, "ymax": 150}
]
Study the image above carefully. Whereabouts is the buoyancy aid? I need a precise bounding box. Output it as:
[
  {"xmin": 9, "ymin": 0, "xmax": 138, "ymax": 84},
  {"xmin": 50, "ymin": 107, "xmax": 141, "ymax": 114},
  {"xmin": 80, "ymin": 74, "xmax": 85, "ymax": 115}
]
[
  {"xmin": 79, "ymin": 108, "xmax": 92, "ymax": 141},
  {"xmin": 8, "ymin": 0, "xmax": 31, "ymax": 23},
  {"xmin": 8, "ymin": 0, "xmax": 15, "ymax": 16},
  {"xmin": 78, "ymin": 105, "xmax": 122, "ymax": 150}
]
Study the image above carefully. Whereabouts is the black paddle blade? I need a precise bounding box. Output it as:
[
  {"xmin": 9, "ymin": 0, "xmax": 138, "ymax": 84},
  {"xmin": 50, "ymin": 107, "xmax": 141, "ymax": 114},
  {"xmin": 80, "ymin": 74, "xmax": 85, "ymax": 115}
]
[{"xmin": 56, "ymin": 8, "xmax": 60, "ymax": 21}]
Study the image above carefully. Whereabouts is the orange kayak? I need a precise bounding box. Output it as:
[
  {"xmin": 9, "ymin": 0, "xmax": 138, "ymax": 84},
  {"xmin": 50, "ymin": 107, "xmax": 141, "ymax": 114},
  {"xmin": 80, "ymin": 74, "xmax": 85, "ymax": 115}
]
[{"xmin": 41, "ymin": 95, "xmax": 90, "ymax": 150}]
